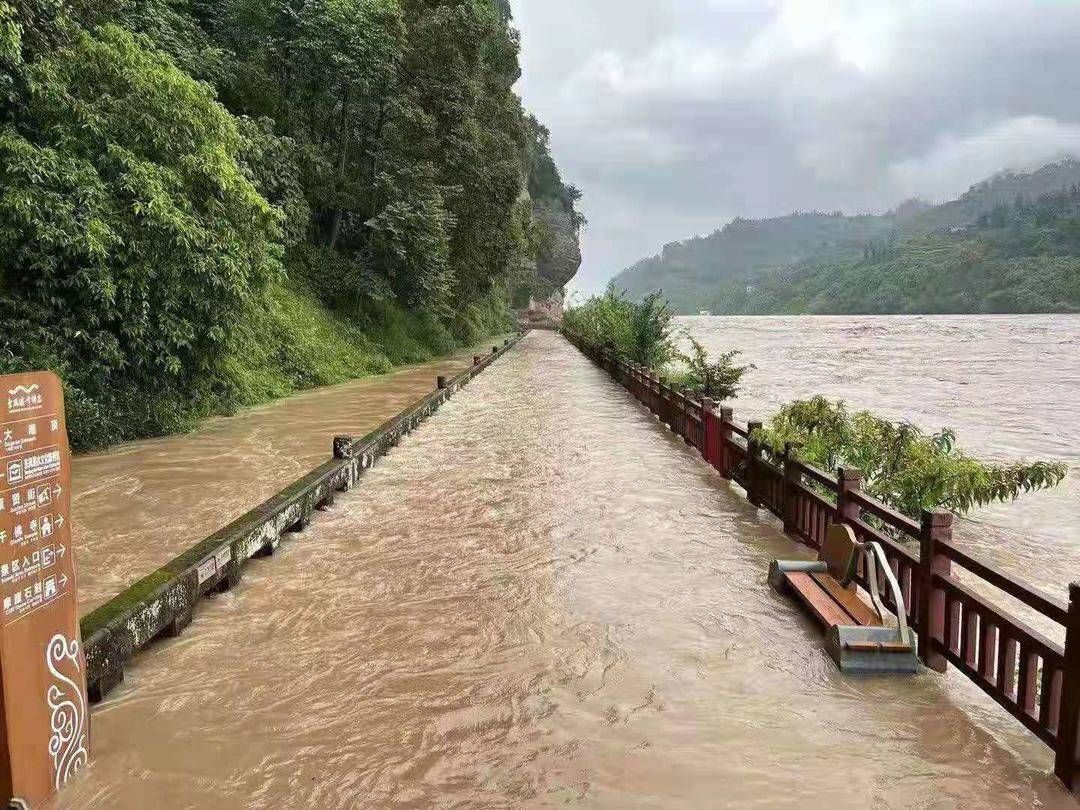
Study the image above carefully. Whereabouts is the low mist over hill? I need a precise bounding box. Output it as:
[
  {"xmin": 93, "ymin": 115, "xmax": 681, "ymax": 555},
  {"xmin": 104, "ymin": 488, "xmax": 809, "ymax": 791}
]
[{"xmin": 613, "ymin": 159, "xmax": 1080, "ymax": 314}]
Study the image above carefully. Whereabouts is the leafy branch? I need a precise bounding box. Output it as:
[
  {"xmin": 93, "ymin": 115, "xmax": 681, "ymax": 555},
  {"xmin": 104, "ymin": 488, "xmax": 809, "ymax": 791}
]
[{"xmin": 754, "ymin": 396, "xmax": 1067, "ymax": 517}]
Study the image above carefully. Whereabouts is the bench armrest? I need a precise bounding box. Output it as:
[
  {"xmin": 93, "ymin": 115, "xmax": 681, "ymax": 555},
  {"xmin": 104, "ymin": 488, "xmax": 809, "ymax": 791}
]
[{"xmin": 768, "ymin": 559, "xmax": 828, "ymax": 590}]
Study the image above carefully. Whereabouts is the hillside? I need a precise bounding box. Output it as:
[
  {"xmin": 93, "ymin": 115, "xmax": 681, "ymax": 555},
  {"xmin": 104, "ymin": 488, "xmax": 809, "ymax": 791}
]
[
  {"xmin": 0, "ymin": 0, "xmax": 581, "ymax": 449},
  {"xmin": 613, "ymin": 159, "xmax": 1080, "ymax": 314},
  {"xmin": 616, "ymin": 212, "xmax": 896, "ymax": 312}
]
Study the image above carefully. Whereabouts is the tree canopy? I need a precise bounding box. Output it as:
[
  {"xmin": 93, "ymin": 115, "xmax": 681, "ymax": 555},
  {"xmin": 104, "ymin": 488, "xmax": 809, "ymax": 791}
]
[{"xmin": 0, "ymin": 0, "xmax": 582, "ymax": 447}]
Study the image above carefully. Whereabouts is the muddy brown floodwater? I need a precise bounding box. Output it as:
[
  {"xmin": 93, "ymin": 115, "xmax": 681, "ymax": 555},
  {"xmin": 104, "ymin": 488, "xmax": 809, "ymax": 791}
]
[
  {"xmin": 52, "ymin": 330, "xmax": 1076, "ymax": 808},
  {"xmin": 70, "ymin": 348, "xmax": 492, "ymax": 614}
]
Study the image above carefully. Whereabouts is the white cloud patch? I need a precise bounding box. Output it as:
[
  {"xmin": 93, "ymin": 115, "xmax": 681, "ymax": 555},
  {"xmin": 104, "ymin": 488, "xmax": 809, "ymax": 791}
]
[
  {"xmin": 889, "ymin": 117, "xmax": 1080, "ymax": 203},
  {"xmin": 510, "ymin": 0, "xmax": 1080, "ymax": 294}
]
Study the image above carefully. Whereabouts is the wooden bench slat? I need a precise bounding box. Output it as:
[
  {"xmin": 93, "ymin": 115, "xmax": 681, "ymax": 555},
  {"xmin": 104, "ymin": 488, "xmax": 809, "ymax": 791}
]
[
  {"xmin": 812, "ymin": 573, "xmax": 882, "ymax": 628},
  {"xmin": 786, "ymin": 573, "xmax": 853, "ymax": 629}
]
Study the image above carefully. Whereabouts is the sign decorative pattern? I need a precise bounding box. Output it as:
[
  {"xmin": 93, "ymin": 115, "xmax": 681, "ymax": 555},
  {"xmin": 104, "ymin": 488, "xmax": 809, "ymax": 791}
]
[{"xmin": 46, "ymin": 633, "xmax": 87, "ymax": 791}]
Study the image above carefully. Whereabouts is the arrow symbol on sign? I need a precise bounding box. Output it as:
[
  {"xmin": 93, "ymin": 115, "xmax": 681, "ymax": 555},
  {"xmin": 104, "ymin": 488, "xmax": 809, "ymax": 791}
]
[
  {"xmin": 55, "ymin": 544, "xmax": 66, "ymax": 558},
  {"xmin": 58, "ymin": 574, "xmax": 68, "ymax": 589},
  {"xmin": 53, "ymin": 485, "xmax": 62, "ymax": 498},
  {"xmin": 55, "ymin": 515, "xmax": 64, "ymax": 528}
]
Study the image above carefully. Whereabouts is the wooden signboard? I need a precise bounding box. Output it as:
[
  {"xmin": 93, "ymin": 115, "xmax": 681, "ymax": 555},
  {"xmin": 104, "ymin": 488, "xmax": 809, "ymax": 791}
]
[{"xmin": 0, "ymin": 373, "xmax": 87, "ymax": 808}]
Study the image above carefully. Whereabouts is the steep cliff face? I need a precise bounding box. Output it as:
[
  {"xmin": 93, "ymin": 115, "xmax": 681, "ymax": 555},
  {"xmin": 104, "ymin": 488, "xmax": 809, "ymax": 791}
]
[
  {"xmin": 512, "ymin": 115, "xmax": 584, "ymax": 308},
  {"xmin": 533, "ymin": 198, "xmax": 583, "ymax": 291}
]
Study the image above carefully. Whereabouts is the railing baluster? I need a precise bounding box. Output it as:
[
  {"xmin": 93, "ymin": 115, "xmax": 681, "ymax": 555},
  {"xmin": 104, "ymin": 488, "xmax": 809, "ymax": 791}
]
[
  {"xmin": 960, "ymin": 606, "xmax": 977, "ymax": 668},
  {"xmin": 1000, "ymin": 636, "xmax": 1019, "ymax": 700},
  {"xmin": 1042, "ymin": 664, "xmax": 1061, "ymax": 732},
  {"xmin": 1018, "ymin": 646, "xmax": 1038, "ymax": 716},
  {"xmin": 946, "ymin": 595, "xmax": 961, "ymax": 654},
  {"xmin": 981, "ymin": 623, "xmax": 999, "ymax": 683}
]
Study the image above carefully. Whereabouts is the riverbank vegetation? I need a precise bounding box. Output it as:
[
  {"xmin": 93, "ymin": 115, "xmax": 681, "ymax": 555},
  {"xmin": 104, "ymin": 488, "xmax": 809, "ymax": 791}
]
[
  {"xmin": 0, "ymin": 0, "xmax": 581, "ymax": 449},
  {"xmin": 562, "ymin": 286, "xmax": 752, "ymax": 399},
  {"xmin": 754, "ymin": 397, "xmax": 1067, "ymax": 518}
]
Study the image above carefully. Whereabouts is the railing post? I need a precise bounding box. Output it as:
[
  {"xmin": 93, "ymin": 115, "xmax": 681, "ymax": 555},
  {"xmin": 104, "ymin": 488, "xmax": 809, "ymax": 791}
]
[
  {"xmin": 473, "ymin": 355, "xmax": 481, "ymax": 366},
  {"xmin": 719, "ymin": 407, "xmax": 734, "ymax": 479},
  {"xmin": 918, "ymin": 509, "xmax": 953, "ymax": 673},
  {"xmin": 746, "ymin": 420, "xmax": 763, "ymax": 506},
  {"xmin": 680, "ymin": 390, "xmax": 692, "ymax": 442},
  {"xmin": 782, "ymin": 442, "xmax": 799, "ymax": 534},
  {"xmin": 702, "ymin": 398, "xmax": 716, "ymax": 467},
  {"xmin": 437, "ymin": 375, "xmax": 448, "ymax": 390},
  {"xmin": 1055, "ymin": 583, "xmax": 1080, "ymax": 787},
  {"xmin": 835, "ymin": 467, "xmax": 863, "ymax": 525}
]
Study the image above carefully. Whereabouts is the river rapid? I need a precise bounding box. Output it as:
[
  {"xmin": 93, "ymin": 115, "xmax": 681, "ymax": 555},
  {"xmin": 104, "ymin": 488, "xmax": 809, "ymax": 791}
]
[{"xmin": 53, "ymin": 328, "xmax": 1077, "ymax": 808}]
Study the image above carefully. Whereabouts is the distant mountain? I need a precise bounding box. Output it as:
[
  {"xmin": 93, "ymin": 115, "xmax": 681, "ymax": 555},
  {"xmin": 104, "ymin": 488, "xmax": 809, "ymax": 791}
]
[{"xmin": 613, "ymin": 159, "xmax": 1080, "ymax": 314}]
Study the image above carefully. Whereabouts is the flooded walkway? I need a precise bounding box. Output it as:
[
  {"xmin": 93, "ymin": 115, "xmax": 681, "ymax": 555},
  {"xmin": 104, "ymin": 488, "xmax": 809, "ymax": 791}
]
[
  {"xmin": 71, "ymin": 349, "xmax": 489, "ymax": 613},
  {"xmin": 56, "ymin": 331, "xmax": 1074, "ymax": 808}
]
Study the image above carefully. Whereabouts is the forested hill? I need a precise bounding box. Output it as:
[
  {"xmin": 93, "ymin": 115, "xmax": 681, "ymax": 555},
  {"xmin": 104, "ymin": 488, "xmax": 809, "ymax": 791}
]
[
  {"xmin": 613, "ymin": 159, "xmax": 1080, "ymax": 314},
  {"xmin": 0, "ymin": 0, "xmax": 581, "ymax": 449}
]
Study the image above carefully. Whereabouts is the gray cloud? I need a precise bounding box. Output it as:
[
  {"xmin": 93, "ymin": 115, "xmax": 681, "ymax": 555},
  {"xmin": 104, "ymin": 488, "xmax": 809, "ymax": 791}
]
[{"xmin": 510, "ymin": 0, "xmax": 1080, "ymax": 294}]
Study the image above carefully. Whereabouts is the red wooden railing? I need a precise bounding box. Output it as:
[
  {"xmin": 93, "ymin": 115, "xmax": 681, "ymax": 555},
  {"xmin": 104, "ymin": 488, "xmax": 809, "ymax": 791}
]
[{"xmin": 564, "ymin": 329, "xmax": 1080, "ymax": 789}]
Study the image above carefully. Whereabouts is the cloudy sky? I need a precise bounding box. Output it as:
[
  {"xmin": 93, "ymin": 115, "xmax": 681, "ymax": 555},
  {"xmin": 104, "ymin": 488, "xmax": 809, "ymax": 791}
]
[{"xmin": 509, "ymin": 0, "xmax": 1080, "ymax": 294}]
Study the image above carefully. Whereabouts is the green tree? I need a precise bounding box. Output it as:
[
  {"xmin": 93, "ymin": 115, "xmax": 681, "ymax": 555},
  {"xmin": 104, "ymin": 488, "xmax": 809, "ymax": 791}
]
[
  {"xmin": 0, "ymin": 24, "xmax": 280, "ymax": 438},
  {"xmin": 754, "ymin": 396, "xmax": 1067, "ymax": 517},
  {"xmin": 0, "ymin": 0, "xmax": 581, "ymax": 448}
]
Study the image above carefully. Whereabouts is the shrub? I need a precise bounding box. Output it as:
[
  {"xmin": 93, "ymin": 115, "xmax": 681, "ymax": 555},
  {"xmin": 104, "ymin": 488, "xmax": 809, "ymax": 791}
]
[
  {"xmin": 668, "ymin": 337, "xmax": 754, "ymax": 402},
  {"xmin": 754, "ymin": 396, "xmax": 1067, "ymax": 517},
  {"xmin": 563, "ymin": 285, "xmax": 679, "ymax": 369}
]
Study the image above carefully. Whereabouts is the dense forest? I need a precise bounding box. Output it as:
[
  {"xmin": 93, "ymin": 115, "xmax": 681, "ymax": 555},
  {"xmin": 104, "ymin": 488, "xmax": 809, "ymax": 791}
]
[
  {"xmin": 0, "ymin": 0, "xmax": 581, "ymax": 448},
  {"xmin": 614, "ymin": 159, "xmax": 1080, "ymax": 315}
]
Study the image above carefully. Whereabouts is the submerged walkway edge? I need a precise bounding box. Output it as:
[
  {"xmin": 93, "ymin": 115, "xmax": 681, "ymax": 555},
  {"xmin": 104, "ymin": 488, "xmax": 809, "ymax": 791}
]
[
  {"xmin": 562, "ymin": 327, "xmax": 1080, "ymax": 792},
  {"xmin": 80, "ymin": 335, "xmax": 525, "ymax": 703}
]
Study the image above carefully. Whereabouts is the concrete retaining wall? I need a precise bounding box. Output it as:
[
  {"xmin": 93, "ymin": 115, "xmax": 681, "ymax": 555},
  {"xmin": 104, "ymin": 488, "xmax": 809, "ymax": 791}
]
[{"xmin": 81, "ymin": 334, "xmax": 524, "ymax": 703}]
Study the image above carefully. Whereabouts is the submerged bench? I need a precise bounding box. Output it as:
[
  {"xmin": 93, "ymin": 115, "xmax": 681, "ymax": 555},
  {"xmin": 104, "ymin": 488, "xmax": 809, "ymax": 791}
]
[{"xmin": 770, "ymin": 524, "xmax": 919, "ymax": 674}]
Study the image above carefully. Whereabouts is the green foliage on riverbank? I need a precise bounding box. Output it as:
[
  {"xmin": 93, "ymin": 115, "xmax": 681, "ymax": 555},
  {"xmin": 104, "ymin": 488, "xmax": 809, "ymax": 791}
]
[
  {"xmin": 0, "ymin": 0, "xmax": 579, "ymax": 449},
  {"xmin": 563, "ymin": 287, "xmax": 752, "ymax": 399},
  {"xmin": 665, "ymin": 338, "xmax": 755, "ymax": 403},
  {"xmin": 563, "ymin": 287, "xmax": 681, "ymax": 368},
  {"xmin": 754, "ymin": 396, "xmax": 1068, "ymax": 518}
]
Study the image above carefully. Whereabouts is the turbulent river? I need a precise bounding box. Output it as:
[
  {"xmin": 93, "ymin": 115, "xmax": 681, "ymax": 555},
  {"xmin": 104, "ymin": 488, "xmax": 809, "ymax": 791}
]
[
  {"xmin": 54, "ymin": 324, "xmax": 1080, "ymax": 807},
  {"xmin": 681, "ymin": 315, "xmax": 1080, "ymax": 610}
]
